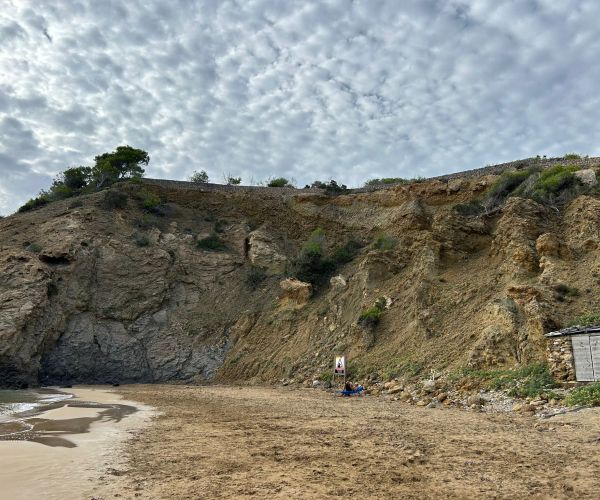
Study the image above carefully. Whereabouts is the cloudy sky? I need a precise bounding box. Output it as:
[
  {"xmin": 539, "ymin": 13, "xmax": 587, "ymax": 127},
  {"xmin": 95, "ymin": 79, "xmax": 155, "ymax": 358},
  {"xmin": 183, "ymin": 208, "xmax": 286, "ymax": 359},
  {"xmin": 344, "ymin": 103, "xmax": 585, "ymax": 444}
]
[{"xmin": 1, "ymin": 0, "xmax": 599, "ymax": 214}]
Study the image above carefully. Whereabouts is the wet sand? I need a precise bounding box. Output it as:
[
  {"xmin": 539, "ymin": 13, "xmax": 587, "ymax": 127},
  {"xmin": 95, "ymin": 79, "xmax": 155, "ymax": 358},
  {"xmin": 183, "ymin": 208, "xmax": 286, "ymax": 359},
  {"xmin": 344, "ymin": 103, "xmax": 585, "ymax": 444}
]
[{"xmin": 0, "ymin": 387, "xmax": 153, "ymax": 500}]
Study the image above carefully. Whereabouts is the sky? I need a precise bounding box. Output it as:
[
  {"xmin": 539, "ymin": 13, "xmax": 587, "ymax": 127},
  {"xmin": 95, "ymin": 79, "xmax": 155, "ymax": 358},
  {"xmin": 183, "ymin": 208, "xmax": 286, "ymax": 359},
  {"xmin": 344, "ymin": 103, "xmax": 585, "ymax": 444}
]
[{"xmin": 1, "ymin": 0, "xmax": 599, "ymax": 215}]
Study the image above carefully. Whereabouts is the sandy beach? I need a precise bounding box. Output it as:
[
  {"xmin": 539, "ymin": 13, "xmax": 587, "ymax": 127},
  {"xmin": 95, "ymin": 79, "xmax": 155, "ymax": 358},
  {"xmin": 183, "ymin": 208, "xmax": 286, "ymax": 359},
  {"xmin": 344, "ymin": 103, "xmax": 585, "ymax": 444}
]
[
  {"xmin": 95, "ymin": 384, "xmax": 600, "ymax": 499},
  {"xmin": 1, "ymin": 384, "xmax": 599, "ymax": 499},
  {"xmin": 0, "ymin": 387, "xmax": 154, "ymax": 500}
]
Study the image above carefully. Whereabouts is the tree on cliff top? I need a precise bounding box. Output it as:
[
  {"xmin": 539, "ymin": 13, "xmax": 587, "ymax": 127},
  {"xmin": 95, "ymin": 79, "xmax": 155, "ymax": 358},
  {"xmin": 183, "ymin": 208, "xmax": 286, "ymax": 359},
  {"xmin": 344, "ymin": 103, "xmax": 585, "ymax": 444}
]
[
  {"xmin": 92, "ymin": 146, "xmax": 150, "ymax": 187},
  {"xmin": 18, "ymin": 146, "xmax": 149, "ymax": 213}
]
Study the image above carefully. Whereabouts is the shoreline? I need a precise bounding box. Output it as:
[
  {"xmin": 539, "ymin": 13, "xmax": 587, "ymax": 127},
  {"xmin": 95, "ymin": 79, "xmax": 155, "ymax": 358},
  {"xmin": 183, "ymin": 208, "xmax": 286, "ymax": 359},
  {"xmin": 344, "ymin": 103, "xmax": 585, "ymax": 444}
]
[{"xmin": 0, "ymin": 386, "xmax": 154, "ymax": 500}]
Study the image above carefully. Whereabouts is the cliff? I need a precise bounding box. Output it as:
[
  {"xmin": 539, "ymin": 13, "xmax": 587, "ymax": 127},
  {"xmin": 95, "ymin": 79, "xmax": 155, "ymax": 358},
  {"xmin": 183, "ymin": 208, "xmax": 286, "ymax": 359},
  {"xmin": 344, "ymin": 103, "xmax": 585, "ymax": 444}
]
[{"xmin": 1, "ymin": 160, "xmax": 599, "ymax": 388}]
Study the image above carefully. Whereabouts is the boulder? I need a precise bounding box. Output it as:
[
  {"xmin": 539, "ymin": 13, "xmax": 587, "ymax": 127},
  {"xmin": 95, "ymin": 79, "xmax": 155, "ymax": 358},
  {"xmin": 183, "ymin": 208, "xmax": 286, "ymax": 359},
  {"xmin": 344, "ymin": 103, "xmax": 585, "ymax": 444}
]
[
  {"xmin": 247, "ymin": 229, "xmax": 287, "ymax": 273},
  {"xmin": 279, "ymin": 279, "xmax": 312, "ymax": 307},
  {"xmin": 574, "ymin": 168, "xmax": 597, "ymax": 186},
  {"xmin": 422, "ymin": 379, "xmax": 437, "ymax": 393},
  {"xmin": 329, "ymin": 275, "xmax": 347, "ymax": 288},
  {"xmin": 466, "ymin": 394, "xmax": 484, "ymax": 406}
]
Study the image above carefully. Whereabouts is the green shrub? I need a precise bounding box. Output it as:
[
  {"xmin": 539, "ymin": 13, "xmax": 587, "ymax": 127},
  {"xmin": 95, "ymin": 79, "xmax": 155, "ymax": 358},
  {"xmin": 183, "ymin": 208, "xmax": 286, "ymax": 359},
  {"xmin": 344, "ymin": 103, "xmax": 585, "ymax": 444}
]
[
  {"xmin": 486, "ymin": 170, "xmax": 532, "ymax": 205},
  {"xmin": 133, "ymin": 234, "xmax": 150, "ymax": 247},
  {"xmin": 141, "ymin": 191, "xmax": 161, "ymax": 211},
  {"xmin": 26, "ymin": 243, "xmax": 42, "ymax": 253},
  {"xmin": 18, "ymin": 194, "xmax": 50, "ymax": 213},
  {"xmin": 554, "ymin": 283, "xmax": 580, "ymax": 298},
  {"xmin": 565, "ymin": 382, "xmax": 600, "ymax": 406},
  {"xmin": 358, "ymin": 306, "xmax": 382, "ymax": 327},
  {"xmin": 331, "ymin": 239, "xmax": 362, "ymax": 264},
  {"xmin": 101, "ymin": 190, "xmax": 128, "ymax": 210},
  {"xmin": 568, "ymin": 313, "xmax": 600, "ymax": 327},
  {"xmin": 189, "ymin": 170, "xmax": 209, "ymax": 183},
  {"xmin": 197, "ymin": 233, "xmax": 226, "ymax": 251},
  {"xmin": 267, "ymin": 177, "xmax": 291, "ymax": 187},
  {"xmin": 373, "ymin": 233, "xmax": 396, "ymax": 251},
  {"xmin": 246, "ymin": 266, "xmax": 267, "ymax": 290},
  {"xmin": 322, "ymin": 180, "xmax": 348, "ymax": 195},
  {"xmin": 564, "ymin": 153, "xmax": 581, "ymax": 160},
  {"xmin": 528, "ymin": 165, "xmax": 580, "ymax": 201},
  {"xmin": 226, "ymin": 176, "xmax": 241, "ymax": 185},
  {"xmin": 358, "ymin": 299, "xmax": 386, "ymax": 328},
  {"xmin": 463, "ymin": 363, "xmax": 557, "ymax": 398},
  {"xmin": 291, "ymin": 228, "xmax": 334, "ymax": 285},
  {"xmin": 454, "ymin": 200, "xmax": 484, "ymax": 216}
]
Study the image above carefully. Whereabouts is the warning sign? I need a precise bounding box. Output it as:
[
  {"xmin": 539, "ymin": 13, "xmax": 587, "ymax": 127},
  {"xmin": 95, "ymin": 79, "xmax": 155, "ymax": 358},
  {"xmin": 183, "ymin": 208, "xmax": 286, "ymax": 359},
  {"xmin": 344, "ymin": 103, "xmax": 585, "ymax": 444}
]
[{"xmin": 334, "ymin": 356, "xmax": 345, "ymax": 374}]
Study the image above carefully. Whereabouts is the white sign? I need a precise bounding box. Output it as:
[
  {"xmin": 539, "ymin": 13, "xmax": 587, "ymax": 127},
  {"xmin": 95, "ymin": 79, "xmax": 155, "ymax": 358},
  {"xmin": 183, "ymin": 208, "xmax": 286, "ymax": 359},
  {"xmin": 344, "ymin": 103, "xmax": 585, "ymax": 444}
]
[{"xmin": 334, "ymin": 356, "xmax": 345, "ymax": 374}]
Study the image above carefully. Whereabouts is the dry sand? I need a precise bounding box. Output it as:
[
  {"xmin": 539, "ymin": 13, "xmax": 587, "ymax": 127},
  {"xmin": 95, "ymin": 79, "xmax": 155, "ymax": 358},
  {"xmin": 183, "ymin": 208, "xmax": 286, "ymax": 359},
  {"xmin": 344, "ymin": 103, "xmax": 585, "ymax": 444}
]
[
  {"xmin": 0, "ymin": 387, "xmax": 154, "ymax": 500},
  {"xmin": 95, "ymin": 384, "xmax": 600, "ymax": 499}
]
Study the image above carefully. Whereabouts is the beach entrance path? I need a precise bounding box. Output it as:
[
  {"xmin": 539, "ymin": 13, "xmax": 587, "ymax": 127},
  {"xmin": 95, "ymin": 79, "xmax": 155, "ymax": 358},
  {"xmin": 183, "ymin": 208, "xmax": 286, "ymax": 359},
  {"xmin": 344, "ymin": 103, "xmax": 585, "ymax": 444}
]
[{"xmin": 95, "ymin": 385, "xmax": 600, "ymax": 499}]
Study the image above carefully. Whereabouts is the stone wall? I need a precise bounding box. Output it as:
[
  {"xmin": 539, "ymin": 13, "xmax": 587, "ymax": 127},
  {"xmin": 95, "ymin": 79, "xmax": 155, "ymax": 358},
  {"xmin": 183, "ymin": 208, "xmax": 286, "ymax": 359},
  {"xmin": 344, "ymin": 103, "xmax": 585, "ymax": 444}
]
[
  {"xmin": 546, "ymin": 336, "xmax": 576, "ymax": 382},
  {"xmin": 141, "ymin": 156, "xmax": 600, "ymax": 196}
]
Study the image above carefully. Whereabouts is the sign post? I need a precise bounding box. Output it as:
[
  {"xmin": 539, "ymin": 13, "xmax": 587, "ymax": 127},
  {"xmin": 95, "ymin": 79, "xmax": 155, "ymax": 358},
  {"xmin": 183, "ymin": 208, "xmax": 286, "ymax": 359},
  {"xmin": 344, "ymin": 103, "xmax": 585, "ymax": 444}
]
[{"xmin": 334, "ymin": 355, "xmax": 346, "ymax": 387}]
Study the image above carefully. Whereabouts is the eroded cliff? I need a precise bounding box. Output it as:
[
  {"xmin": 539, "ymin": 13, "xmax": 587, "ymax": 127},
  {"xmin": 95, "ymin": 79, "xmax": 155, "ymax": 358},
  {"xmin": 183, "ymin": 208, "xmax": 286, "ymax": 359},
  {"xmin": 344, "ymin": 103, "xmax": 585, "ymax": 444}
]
[{"xmin": 1, "ymin": 167, "xmax": 599, "ymax": 388}]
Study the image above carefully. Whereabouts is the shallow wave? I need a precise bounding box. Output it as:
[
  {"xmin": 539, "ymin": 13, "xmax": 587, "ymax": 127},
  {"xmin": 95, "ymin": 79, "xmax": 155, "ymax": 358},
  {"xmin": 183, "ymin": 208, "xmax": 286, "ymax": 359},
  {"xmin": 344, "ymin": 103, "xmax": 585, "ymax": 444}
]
[{"xmin": 0, "ymin": 390, "xmax": 72, "ymax": 422}]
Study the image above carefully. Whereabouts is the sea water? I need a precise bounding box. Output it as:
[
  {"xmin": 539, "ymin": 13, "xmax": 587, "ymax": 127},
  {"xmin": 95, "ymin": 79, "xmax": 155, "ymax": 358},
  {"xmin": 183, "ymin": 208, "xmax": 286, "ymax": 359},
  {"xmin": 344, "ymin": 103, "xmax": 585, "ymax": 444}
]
[{"xmin": 0, "ymin": 389, "xmax": 72, "ymax": 422}]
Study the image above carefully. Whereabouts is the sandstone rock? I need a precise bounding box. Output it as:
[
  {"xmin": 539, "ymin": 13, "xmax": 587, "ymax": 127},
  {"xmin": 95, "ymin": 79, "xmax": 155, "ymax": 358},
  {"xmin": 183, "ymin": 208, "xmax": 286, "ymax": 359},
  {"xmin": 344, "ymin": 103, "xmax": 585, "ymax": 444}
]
[
  {"xmin": 329, "ymin": 275, "xmax": 347, "ymax": 288},
  {"xmin": 247, "ymin": 228, "xmax": 287, "ymax": 273},
  {"xmin": 387, "ymin": 385, "xmax": 403, "ymax": 395},
  {"xmin": 466, "ymin": 394, "xmax": 484, "ymax": 406},
  {"xmin": 447, "ymin": 178, "xmax": 464, "ymax": 193},
  {"xmin": 279, "ymin": 278, "xmax": 312, "ymax": 307},
  {"xmin": 535, "ymin": 233, "xmax": 561, "ymax": 258},
  {"xmin": 415, "ymin": 399, "xmax": 428, "ymax": 407},
  {"xmin": 399, "ymin": 391, "xmax": 412, "ymax": 402}
]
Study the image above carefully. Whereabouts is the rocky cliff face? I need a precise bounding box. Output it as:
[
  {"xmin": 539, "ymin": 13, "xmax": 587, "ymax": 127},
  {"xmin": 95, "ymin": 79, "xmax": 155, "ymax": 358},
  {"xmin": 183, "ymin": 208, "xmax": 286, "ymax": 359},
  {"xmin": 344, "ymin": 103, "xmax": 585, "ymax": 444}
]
[{"xmin": 1, "ymin": 173, "xmax": 599, "ymax": 388}]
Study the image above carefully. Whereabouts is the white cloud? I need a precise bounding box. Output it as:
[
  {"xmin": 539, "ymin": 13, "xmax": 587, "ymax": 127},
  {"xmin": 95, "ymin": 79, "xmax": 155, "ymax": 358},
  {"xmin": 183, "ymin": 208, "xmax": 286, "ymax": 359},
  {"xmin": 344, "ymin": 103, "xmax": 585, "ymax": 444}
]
[{"xmin": 0, "ymin": 0, "xmax": 599, "ymax": 214}]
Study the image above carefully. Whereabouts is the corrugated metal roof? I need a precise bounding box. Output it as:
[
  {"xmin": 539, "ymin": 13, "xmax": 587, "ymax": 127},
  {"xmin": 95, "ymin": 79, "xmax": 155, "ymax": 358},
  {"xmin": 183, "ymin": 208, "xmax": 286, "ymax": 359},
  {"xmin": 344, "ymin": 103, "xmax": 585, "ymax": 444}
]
[{"xmin": 545, "ymin": 325, "xmax": 600, "ymax": 337}]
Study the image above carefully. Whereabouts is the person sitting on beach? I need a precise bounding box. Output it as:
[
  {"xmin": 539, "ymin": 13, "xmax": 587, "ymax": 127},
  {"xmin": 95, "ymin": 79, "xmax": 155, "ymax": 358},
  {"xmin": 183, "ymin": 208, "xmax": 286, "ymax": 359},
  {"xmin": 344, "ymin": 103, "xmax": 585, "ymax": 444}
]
[{"xmin": 344, "ymin": 381, "xmax": 355, "ymax": 392}]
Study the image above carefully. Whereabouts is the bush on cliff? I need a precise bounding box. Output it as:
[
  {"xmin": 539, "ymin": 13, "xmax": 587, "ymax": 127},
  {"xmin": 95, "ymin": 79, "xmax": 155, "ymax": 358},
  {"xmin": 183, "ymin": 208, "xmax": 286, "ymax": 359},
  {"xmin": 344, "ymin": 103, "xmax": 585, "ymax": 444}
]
[
  {"xmin": 267, "ymin": 177, "xmax": 292, "ymax": 188},
  {"xmin": 101, "ymin": 190, "xmax": 128, "ymax": 210},
  {"xmin": 307, "ymin": 180, "xmax": 348, "ymax": 195},
  {"xmin": 373, "ymin": 233, "xmax": 396, "ymax": 250},
  {"xmin": 197, "ymin": 233, "xmax": 226, "ymax": 251},
  {"xmin": 291, "ymin": 230, "xmax": 363, "ymax": 286},
  {"xmin": 246, "ymin": 266, "xmax": 267, "ymax": 290},
  {"xmin": 141, "ymin": 191, "xmax": 161, "ymax": 211},
  {"xmin": 189, "ymin": 170, "xmax": 209, "ymax": 183},
  {"xmin": 291, "ymin": 228, "xmax": 334, "ymax": 285},
  {"xmin": 18, "ymin": 194, "xmax": 51, "ymax": 212},
  {"xmin": 331, "ymin": 238, "xmax": 363, "ymax": 264}
]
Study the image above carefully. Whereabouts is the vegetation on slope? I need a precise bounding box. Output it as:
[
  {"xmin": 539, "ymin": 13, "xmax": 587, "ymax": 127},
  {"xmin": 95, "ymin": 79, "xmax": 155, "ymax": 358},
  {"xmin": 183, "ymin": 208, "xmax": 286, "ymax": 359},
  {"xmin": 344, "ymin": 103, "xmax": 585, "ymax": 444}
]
[{"xmin": 18, "ymin": 146, "xmax": 149, "ymax": 212}]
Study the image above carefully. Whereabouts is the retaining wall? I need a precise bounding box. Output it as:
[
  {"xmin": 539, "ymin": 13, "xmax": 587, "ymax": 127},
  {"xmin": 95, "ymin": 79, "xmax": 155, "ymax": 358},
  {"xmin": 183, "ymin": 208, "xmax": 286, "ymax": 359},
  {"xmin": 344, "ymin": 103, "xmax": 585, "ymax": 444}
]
[{"xmin": 141, "ymin": 156, "xmax": 600, "ymax": 196}]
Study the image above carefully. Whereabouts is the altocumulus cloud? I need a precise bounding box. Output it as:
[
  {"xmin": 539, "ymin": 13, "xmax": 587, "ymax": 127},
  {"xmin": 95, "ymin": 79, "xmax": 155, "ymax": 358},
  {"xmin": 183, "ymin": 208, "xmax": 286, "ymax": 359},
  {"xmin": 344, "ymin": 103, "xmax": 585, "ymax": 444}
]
[{"xmin": 1, "ymin": 0, "xmax": 599, "ymax": 214}]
